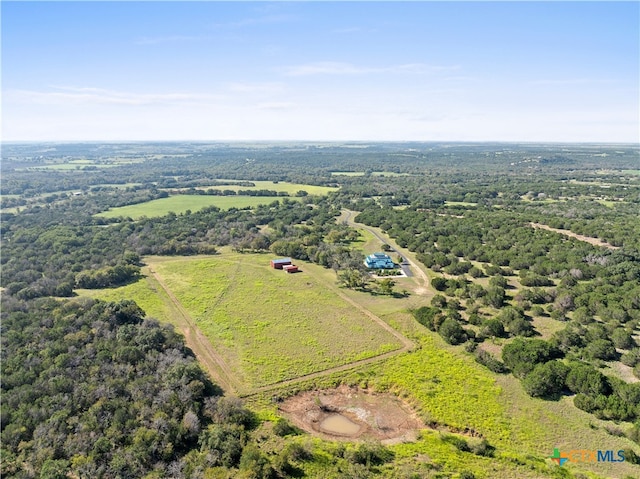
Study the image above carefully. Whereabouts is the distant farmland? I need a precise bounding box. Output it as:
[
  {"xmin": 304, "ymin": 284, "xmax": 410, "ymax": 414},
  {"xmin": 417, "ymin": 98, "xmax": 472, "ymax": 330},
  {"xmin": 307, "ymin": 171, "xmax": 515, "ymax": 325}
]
[
  {"xmin": 195, "ymin": 180, "xmax": 338, "ymax": 196},
  {"xmin": 95, "ymin": 195, "xmax": 285, "ymax": 219},
  {"xmin": 95, "ymin": 181, "xmax": 338, "ymax": 219}
]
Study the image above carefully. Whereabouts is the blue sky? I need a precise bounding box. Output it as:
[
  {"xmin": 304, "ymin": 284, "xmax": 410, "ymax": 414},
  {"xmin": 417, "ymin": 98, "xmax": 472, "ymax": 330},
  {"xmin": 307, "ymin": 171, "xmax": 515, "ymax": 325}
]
[{"xmin": 2, "ymin": 1, "xmax": 638, "ymax": 142}]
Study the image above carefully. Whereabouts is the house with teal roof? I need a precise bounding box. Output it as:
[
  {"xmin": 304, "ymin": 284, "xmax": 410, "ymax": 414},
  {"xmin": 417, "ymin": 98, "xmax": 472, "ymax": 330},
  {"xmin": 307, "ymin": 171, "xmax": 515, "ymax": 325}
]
[{"xmin": 364, "ymin": 252, "xmax": 395, "ymax": 269}]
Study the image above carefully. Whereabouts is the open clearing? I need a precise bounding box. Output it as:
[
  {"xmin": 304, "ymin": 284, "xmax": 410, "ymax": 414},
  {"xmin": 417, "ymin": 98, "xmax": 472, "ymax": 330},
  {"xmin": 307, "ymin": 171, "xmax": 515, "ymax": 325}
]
[
  {"xmin": 149, "ymin": 254, "xmax": 404, "ymax": 391},
  {"xmin": 95, "ymin": 195, "xmax": 289, "ymax": 218},
  {"xmin": 82, "ymin": 252, "xmax": 409, "ymax": 393},
  {"xmin": 330, "ymin": 171, "xmax": 412, "ymax": 177},
  {"xmin": 194, "ymin": 180, "xmax": 338, "ymax": 196}
]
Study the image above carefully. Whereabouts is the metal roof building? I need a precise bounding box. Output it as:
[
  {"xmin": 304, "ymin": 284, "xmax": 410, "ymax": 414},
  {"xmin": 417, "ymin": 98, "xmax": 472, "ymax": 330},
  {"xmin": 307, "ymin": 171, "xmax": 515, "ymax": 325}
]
[
  {"xmin": 364, "ymin": 253, "xmax": 395, "ymax": 269},
  {"xmin": 270, "ymin": 258, "xmax": 292, "ymax": 269}
]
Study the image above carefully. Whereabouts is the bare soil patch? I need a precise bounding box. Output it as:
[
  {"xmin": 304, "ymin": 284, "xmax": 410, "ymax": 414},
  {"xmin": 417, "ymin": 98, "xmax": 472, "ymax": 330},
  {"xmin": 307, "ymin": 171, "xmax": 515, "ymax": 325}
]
[{"xmin": 278, "ymin": 385, "xmax": 424, "ymax": 444}]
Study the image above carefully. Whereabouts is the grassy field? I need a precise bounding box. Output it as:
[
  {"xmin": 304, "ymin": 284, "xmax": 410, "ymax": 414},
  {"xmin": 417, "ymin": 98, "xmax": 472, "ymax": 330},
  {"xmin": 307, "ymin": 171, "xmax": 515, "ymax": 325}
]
[
  {"xmin": 330, "ymin": 171, "xmax": 411, "ymax": 177},
  {"xmin": 78, "ymin": 250, "xmax": 640, "ymax": 478},
  {"xmin": 76, "ymin": 274, "xmax": 175, "ymax": 327},
  {"xmin": 83, "ymin": 253, "xmax": 403, "ymax": 390},
  {"xmin": 444, "ymin": 200, "xmax": 478, "ymax": 207},
  {"xmin": 198, "ymin": 180, "xmax": 338, "ymax": 196},
  {"xmin": 95, "ymin": 195, "xmax": 287, "ymax": 219},
  {"xmin": 26, "ymin": 163, "xmax": 118, "ymax": 170}
]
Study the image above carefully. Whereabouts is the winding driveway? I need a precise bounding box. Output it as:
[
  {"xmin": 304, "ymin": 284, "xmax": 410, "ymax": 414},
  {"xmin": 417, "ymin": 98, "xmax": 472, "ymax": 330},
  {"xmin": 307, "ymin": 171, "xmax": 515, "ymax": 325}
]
[{"xmin": 341, "ymin": 209, "xmax": 431, "ymax": 294}]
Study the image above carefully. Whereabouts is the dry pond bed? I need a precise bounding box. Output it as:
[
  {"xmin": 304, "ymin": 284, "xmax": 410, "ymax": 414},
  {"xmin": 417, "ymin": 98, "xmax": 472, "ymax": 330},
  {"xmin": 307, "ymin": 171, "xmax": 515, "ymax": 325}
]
[{"xmin": 279, "ymin": 385, "xmax": 424, "ymax": 444}]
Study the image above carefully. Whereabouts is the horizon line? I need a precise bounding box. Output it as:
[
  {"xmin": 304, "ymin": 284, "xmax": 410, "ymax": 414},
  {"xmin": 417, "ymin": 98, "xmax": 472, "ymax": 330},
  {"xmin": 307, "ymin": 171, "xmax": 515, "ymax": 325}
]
[{"xmin": 3, "ymin": 139, "xmax": 639, "ymax": 145}]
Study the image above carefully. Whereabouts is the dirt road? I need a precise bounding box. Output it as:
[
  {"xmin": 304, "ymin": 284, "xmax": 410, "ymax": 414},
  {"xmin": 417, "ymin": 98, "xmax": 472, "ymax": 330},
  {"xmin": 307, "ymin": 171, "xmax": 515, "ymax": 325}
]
[
  {"xmin": 146, "ymin": 266, "xmax": 243, "ymax": 395},
  {"xmin": 529, "ymin": 223, "xmax": 620, "ymax": 250}
]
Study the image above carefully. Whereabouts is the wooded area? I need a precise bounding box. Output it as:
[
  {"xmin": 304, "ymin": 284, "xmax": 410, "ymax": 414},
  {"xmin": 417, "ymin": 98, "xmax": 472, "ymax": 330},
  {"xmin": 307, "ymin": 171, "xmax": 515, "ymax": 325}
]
[{"xmin": 2, "ymin": 142, "xmax": 639, "ymax": 478}]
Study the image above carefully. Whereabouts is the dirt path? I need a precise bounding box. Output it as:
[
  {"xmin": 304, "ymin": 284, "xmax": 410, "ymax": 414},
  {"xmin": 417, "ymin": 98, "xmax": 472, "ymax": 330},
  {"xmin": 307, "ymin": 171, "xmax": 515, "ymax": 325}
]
[
  {"xmin": 529, "ymin": 223, "xmax": 620, "ymax": 250},
  {"xmin": 145, "ymin": 266, "xmax": 243, "ymax": 395},
  {"xmin": 342, "ymin": 209, "xmax": 431, "ymax": 294}
]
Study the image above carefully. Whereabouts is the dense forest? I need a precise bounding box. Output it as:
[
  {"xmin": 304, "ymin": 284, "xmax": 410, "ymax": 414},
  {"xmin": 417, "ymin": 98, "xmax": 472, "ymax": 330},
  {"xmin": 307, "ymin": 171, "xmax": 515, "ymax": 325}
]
[{"xmin": 2, "ymin": 142, "xmax": 639, "ymax": 478}]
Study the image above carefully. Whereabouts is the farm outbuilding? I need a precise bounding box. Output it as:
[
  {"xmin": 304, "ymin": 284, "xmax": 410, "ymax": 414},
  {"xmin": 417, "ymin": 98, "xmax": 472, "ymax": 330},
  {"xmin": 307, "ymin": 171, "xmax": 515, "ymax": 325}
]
[
  {"xmin": 283, "ymin": 265, "xmax": 299, "ymax": 273},
  {"xmin": 270, "ymin": 258, "xmax": 292, "ymax": 269},
  {"xmin": 364, "ymin": 253, "xmax": 395, "ymax": 269}
]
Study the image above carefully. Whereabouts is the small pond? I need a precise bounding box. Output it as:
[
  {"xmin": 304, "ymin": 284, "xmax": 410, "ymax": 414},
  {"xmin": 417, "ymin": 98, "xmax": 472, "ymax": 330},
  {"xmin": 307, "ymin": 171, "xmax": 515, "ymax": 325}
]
[{"xmin": 320, "ymin": 413, "xmax": 361, "ymax": 436}]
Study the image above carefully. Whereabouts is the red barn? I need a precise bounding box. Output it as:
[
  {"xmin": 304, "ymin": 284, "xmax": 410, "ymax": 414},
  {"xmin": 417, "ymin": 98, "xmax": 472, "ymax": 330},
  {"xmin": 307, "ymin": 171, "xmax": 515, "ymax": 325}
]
[
  {"xmin": 283, "ymin": 265, "xmax": 299, "ymax": 273},
  {"xmin": 270, "ymin": 258, "xmax": 292, "ymax": 269}
]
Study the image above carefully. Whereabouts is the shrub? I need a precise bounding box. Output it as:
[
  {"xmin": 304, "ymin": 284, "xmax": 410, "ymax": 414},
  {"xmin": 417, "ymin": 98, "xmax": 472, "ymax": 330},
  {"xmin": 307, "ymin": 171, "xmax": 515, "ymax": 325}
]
[
  {"xmin": 522, "ymin": 360, "xmax": 569, "ymax": 398},
  {"xmin": 627, "ymin": 421, "xmax": 640, "ymax": 445},
  {"xmin": 470, "ymin": 438, "xmax": 495, "ymax": 457},
  {"xmin": 475, "ymin": 349, "xmax": 508, "ymax": 374},
  {"xmin": 441, "ymin": 434, "xmax": 470, "ymax": 452},
  {"xmin": 566, "ymin": 362, "xmax": 611, "ymax": 396},
  {"xmin": 464, "ymin": 340, "xmax": 478, "ymax": 353},
  {"xmin": 624, "ymin": 448, "xmax": 640, "ymax": 465},
  {"xmin": 612, "ymin": 329, "xmax": 637, "ymax": 350},
  {"xmin": 412, "ymin": 306, "xmax": 441, "ymax": 331},
  {"xmin": 481, "ymin": 318, "xmax": 506, "ymax": 338},
  {"xmin": 432, "ymin": 294, "xmax": 448, "ymax": 308},
  {"xmin": 431, "ymin": 277, "xmax": 448, "ymax": 291},
  {"xmin": 345, "ymin": 441, "xmax": 394, "ymax": 466},
  {"xmin": 502, "ymin": 338, "xmax": 562, "ymax": 378},
  {"xmin": 584, "ymin": 339, "xmax": 617, "ymax": 361},
  {"xmin": 438, "ymin": 318, "xmax": 469, "ymax": 345},
  {"xmin": 621, "ymin": 349, "xmax": 640, "ymax": 367},
  {"xmin": 273, "ymin": 418, "xmax": 301, "ymax": 437}
]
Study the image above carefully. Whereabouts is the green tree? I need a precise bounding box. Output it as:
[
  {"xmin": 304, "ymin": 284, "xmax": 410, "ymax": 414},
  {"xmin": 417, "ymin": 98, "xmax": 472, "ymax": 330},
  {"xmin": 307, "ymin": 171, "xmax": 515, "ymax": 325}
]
[
  {"xmin": 565, "ymin": 363, "xmax": 611, "ymax": 396},
  {"xmin": 612, "ymin": 329, "xmax": 637, "ymax": 350},
  {"xmin": 438, "ymin": 318, "xmax": 468, "ymax": 345},
  {"xmin": 502, "ymin": 338, "xmax": 561, "ymax": 378},
  {"xmin": 376, "ymin": 278, "xmax": 396, "ymax": 296},
  {"xmin": 338, "ymin": 268, "xmax": 369, "ymax": 290},
  {"xmin": 584, "ymin": 339, "xmax": 617, "ymax": 361},
  {"xmin": 522, "ymin": 360, "xmax": 569, "ymax": 398},
  {"xmin": 481, "ymin": 318, "xmax": 506, "ymax": 338}
]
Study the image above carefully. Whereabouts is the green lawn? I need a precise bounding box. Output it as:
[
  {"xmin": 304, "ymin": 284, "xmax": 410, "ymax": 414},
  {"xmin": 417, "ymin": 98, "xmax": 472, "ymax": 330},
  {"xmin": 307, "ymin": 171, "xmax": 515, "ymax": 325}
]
[{"xmin": 95, "ymin": 195, "xmax": 286, "ymax": 219}]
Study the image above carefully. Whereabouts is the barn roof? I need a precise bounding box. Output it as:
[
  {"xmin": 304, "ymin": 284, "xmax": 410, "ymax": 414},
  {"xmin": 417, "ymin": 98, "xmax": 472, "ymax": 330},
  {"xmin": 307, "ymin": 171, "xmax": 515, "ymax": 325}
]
[{"xmin": 271, "ymin": 257, "xmax": 292, "ymax": 264}]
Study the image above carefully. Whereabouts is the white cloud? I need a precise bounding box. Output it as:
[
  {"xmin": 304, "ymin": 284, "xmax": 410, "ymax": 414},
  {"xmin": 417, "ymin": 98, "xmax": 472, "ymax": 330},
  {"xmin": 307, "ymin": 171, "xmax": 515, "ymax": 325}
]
[
  {"xmin": 527, "ymin": 78, "xmax": 617, "ymax": 86},
  {"xmin": 282, "ymin": 62, "xmax": 459, "ymax": 77},
  {"xmin": 5, "ymin": 87, "xmax": 225, "ymax": 106},
  {"xmin": 227, "ymin": 82, "xmax": 285, "ymax": 94},
  {"xmin": 255, "ymin": 102, "xmax": 296, "ymax": 111}
]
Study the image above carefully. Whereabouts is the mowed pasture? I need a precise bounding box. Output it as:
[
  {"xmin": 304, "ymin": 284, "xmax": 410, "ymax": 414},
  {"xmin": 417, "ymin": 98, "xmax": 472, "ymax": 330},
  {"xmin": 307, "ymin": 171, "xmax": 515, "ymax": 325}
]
[
  {"xmin": 82, "ymin": 253, "xmax": 403, "ymax": 391},
  {"xmin": 330, "ymin": 171, "xmax": 412, "ymax": 177},
  {"xmin": 151, "ymin": 254, "xmax": 402, "ymax": 389},
  {"xmin": 95, "ymin": 195, "xmax": 286, "ymax": 219},
  {"xmin": 197, "ymin": 180, "xmax": 338, "ymax": 196}
]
